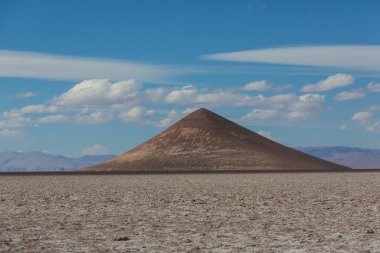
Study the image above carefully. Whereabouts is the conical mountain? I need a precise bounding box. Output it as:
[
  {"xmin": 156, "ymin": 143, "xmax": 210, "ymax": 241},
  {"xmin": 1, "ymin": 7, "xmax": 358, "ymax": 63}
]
[{"xmin": 84, "ymin": 108, "xmax": 350, "ymax": 171}]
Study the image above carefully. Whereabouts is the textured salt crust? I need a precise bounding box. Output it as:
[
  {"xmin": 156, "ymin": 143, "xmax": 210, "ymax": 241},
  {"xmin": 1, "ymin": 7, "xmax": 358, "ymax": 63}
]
[{"xmin": 0, "ymin": 173, "xmax": 379, "ymax": 252}]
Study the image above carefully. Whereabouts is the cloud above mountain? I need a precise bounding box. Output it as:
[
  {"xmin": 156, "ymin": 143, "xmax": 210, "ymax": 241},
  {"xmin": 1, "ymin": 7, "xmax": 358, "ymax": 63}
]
[
  {"xmin": 0, "ymin": 50, "xmax": 192, "ymax": 83},
  {"xmin": 1, "ymin": 70, "xmax": 378, "ymax": 140},
  {"xmin": 82, "ymin": 145, "xmax": 111, "ymax": 156},
  {"xmin": 203, "ymin": 45, "xmax": 380, "ymax": 72},
  {"xmin": 242, "ymin": 80, "xmax": 292, "ymax": 92}
]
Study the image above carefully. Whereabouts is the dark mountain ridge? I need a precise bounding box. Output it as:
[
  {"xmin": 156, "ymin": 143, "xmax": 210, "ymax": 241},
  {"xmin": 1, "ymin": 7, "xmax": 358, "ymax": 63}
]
[
  {"xmin": 297, "ymin": 146, "xmax": 380, "ymax": 169},
  {"xmin": 0, "ymin": 151, "xmax": 115, "ymax": 172}
]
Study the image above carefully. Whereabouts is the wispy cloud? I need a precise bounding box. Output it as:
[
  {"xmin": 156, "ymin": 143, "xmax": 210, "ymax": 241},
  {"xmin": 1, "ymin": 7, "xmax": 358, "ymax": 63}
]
[
  {"xmin": 257, "ymin": 131, "xmax": 277, "ymax": 141},
  {"xmin": 333, "ymin": 80, "xmax": 380, "ymax": 102},
  {"xmin": 9, "ymin": 92, "xmax": 38, "ymax": 99},
  {"xmin": 334, "ymin": 90, "xmax": 366, "ymax": 101},
  {"xmin": 242, "ymin": 80, "xmax": 292, "ymax": 92},
  {"xmin": 119, "ymin": 106, "xmax": 155, "ymax": 123},
  {"xmin": 352, "ymin": 112, "xmax": 373, "ymax": 122},
  {"xmin": 0, "ymin": 50, "xmax": 193, "ymax": 83},
  {"xmin": 0, "ymin": 129, "xmax": 24, "ymax": 139},
  {"xmin": 367, "ymin": 105, "xmax": 380, "ymax": 111},
  {"xmin": 37, "ymin": 114, "xmax": 69, "ymax": 124},
  {"xmin": 301, "ymin": 73, "xmax": 354, "ymax": 92},
  {"xmin": 351, "ymin": 111, "xmax": 380, "ymax": 132},
  {"xmin": 1, "ymin": 78, "xmax": 329, "ymax": 133},
  {"xmin": 202, "ymin": 45, "xmax": 380, "ymax": 71},
  {"xmin": 368, "ymin": 82, "xmax": 380, "ymax": 92},
  {"xmin": 242, "ymin": 109, "xmax": 279, "ymax": 121},
  {"xmin": 81, "ymin": 144, "xmax": 111, "ymax": 156},
  {"xmin": 241, "ymin": 94, "xmax": 325, "ymax": 122}
]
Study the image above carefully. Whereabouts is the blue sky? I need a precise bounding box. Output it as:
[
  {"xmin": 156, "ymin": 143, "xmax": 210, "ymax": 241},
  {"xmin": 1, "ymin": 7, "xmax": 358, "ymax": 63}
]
[{"xmin": 1, "ymin": 0, "xmax": 380, "ymax": 157}]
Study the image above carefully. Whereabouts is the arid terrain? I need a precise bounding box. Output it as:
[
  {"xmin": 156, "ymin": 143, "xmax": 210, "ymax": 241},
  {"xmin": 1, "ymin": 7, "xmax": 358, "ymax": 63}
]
[{"xmin": 0, "ymin": 172, "xmax": 379, "ymax": 252}]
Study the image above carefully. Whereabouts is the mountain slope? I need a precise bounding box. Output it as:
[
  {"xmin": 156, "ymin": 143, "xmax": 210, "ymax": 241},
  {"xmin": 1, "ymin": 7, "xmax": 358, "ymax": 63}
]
[
  {"xmin": 0, "ymin": 151, "xmax": 115, "ymax": 172},
  {"xmin": 297, "ymin": 146, "xmax": 380, "ymax": 169},
  {"xmin": 85, "ymin": 108, "xmax": 349, "ymax": 172}
]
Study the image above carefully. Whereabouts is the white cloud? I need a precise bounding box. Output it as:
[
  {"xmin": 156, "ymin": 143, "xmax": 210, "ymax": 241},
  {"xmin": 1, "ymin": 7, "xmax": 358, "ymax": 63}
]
[
  {"xmin": 351, "ymin": 111, "xmax": 380, "ymax": 132},
  {"xmin": 301, "ymin": 73, "xmax": 354, "ymax": 92},
  {"xmin": 2, "ymin": 81, "xmax": 299, "ymax": 127},
  {"xmin": 334, "ymin": 90, "xmax": 366, "ymax": 101},
  {"xmin": 242, "ymin": 109, "xmax": 279, "ymax": 121},
  {"xmin": 153, "ymin": 108, "xmax": 200, "ymax": 128},
  {"xmin": 0, "ymin": 50, "xmax": 188, "ymax": 82},
  {"xmin": 81, "ymin": 144, "xmax": 111, "ymax": 156},
  {"xmin": 54, "ymin": 79, "xmax": 142, "ymax": 106},
  {"xmin": 10, "ymin": 92, "xmax": 38, "ymax": 99},
  {"xmin": 164, "ymin": 85, "xmax": 255, "ymax": 106},
  {"xmin": 242, "ymin": 94, "xmax": 325, "ymax": 122},
  {"xmin": 52, "ymin": 81, "xmax": 299, "ymax": 111},
  {"xmin": 243, "ymin": 80, "xmax": 292, "ymax": 92},
  {"xmin": 339, "ymin": 124, "xmax": 347, "ymax": 130},
  {"xmin": 20, "ymin": 104, "xmax": 58, "ymax": 114},
  {"xmin": 48, "ymin": 79, "xmax": 171, "ymax": 111},
  {"xmin": 202, "ymin": 45, "xmax": 380, "ymax": 71},
  {"xmin": 265, "ymin": 93, "xmax": 297, "ymax": 107},
  {"xmin": 37, "ymin": 114, "xmax": 69, "ymax": 124},
  {"xmin": 352, "ymin": 112, "xmax": 373, "ymax": 122},
  {"xmin": 182, "ymin": 107, "xmax": 200, "ymax": 115},
  {"xmin": 0, "ymin": 79, "xmax": 327, "ymax": 130},
  {"xmin": 3, "ymin": 104, "xmax": 59, "ymax": 118},
  {"xmin": 0, "ymin": 116, "xmax": 33, "ymax": 129},
  {"xmin": 164, "ymin": 85, "xmax": 197, "ymax": 103},
  {"xmin": 284, "ymin": 94, "xmax": 325, "ymax": 120},
  {"xmin": 257, "ymin": 131, "xmax": 276, "ymax": 140},
  {"xmin": 75, "ymin": 111, "xmax": 113, "ymax": 124},
  {"xmin": 0, "ymin": 129, "xmax": 23, "ymax": 139},
  {"xmin": 275, "ymin": 83, "xmax": 293, "ymax": 91},
  {"xmin": 144, "ymin": 88, "xmax": 167, "ymax": 102},
  {"xmin": 154, "ymin": 107, "xmax": 198, "ymax": 128},
  {"xmin": 0, "ymin": 80, "xmax": 171, "ymax": 128},
  {"xmin": 163, "ymin": 85, "xmax": 297, "ymax": 107},
  {"xmin": 366, "ymin": 121, "xmax": 380, "ymax": 132},
  {"xmin": 368, "ymin": 105, "xmax": 380, "ymax": 111},
  {"xmin": 117, "ymin": 106, "xmax": 194, "ymax": 127},
  {"xmin": 156, "ymin": 110, "xmax": 179, "ymax": 128},
  {"xmin": 243, "ymin": 80, "xmax": 272, "ymax": 91},
  {"xmin": 367, "ymin": 82, "xmax": 380, "ymax": 92},
  {"xmin": 119, "ymin": 106, "xmax": 155, "ymax": 123}
]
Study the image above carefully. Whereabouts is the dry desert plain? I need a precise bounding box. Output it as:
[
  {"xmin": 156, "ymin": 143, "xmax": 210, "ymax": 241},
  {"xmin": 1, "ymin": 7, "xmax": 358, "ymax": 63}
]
[{"xmin": 0, "ymin": 172, "xmax": 379, "ymax": 252}]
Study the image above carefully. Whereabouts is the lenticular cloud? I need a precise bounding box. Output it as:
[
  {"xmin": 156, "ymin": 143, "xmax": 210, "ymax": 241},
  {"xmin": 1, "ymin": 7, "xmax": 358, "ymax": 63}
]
[{"xmin": 203, "ymin": 45, "xmax": 380, "ymax": 71}]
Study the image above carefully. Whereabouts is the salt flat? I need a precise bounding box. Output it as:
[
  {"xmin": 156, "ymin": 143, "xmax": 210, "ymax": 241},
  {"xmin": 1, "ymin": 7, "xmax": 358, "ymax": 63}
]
[{"xmin": 0, "ymin": 173, "xmax": 379, "ymax": 252}]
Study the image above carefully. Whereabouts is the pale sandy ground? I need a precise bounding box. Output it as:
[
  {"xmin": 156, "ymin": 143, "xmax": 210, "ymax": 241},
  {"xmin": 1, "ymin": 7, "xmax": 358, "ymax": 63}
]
[{"xmin": 0, "ymin": 173, "xmax": 379, "ymax": 253}]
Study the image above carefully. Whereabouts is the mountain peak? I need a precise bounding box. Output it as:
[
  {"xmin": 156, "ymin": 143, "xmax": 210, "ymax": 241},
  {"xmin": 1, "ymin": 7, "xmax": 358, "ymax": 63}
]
[
  {"xmin": 169, "ymin": 108, "xmax": 235, "ymax": 133},
  {"xmin": 179, "ymin": 107, "xmax": 222, "ymax": 122},
  {"xmin": 84, "ymin": 108, "xmax": 350, "ymax": 172},
  {"xmin": 190, "ymin": 107, "xmax": 209, "ymax": 113},
  {"xmin": 188, "ymin": 107, "xmax": 214, "ymax": 116}
]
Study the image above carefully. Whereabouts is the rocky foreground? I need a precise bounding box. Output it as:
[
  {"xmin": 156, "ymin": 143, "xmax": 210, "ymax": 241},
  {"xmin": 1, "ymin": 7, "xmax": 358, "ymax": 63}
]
[{"xmin": 0, "ymin": 173, "xmax": 379, "ymax": 252}]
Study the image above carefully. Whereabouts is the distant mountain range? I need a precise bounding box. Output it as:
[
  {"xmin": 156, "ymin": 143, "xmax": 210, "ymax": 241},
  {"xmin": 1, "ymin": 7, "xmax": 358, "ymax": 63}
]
[
  {"xmin": 0, "ymin": 146, "xmax": 378, "ymax": 172},
  {"xmin": 297, "ymin": 146, "xmax": 380, "ymax": 169},
  {"xmin": 0, "ymin": 151, "xmax": 116, "ymax": 172}
]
